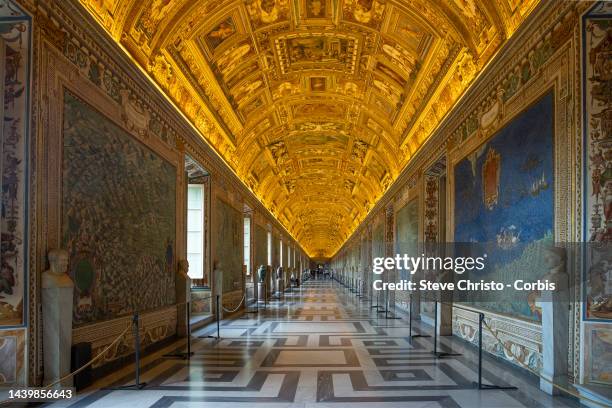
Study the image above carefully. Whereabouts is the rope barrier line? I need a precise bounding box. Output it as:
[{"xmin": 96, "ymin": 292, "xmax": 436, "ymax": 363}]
[
  {"xmin": 221, "ymin": 294, "xmax": 246, "ymax": 313},
  {"xmin": 176, "ymin": 296, "xmax": 213, "ymax": 307},
  {"xmin": 44, "ymin": 323, "xmax": 132, "ymax": 389},
  {"xmin": 481, "ymin": 320, "xmax": 606, "ymax": 408}
]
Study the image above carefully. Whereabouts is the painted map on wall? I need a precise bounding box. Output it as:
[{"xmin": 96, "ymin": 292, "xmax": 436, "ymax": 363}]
[
  {"xmin": 454, "ymin": 91, "xmax": 554, "ymax": 321},
  {"xmin": 215, "ymin": 198, "xmax": 242, "ymax": 293},
  {"xmin": 254, "ymin": 224, "xmax": 268, "ymax": 268},
  {"xmin": 395, "ymin": 199, "xmax": 418, "ymax": 281},
  {"xmin": 62, "ymin": 92, "xmax": 176, "ymax": 326},
  {"xmin": 372, "ymin": 223, "xmax": 384, "ymax": 260},
  {"xmin": 285, "ymin": 242, "xmax": 290, "ymax": 269},
  {"xmin": 273, "ymin": 235, "xmax": 280, "ymax": 267}
]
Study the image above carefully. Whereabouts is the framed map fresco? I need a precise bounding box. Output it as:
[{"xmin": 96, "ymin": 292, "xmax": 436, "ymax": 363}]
[
  {"xmin": 273, "ymin": 234, "xmax": 280, "ymax": 267},
  {"xmin": 453, "ymin": 91, "xmax": 554, "ymax": 321},
  {"xmin": 215, "ymin": 198, "xmax": 243, "ymax": 293},
  {"xmin": 254, "ymin": 224, "xmax": 268, "ymax": 268},
  {"xmin": 395, "ymin": 199, "xmax": 418, "ymax": 281},
  {"xmin": 62, "ymin": 91, "xmax": 177, "ymax": 326},
  {"xmin": 372, "ymin": 222, "xmax": 384, "ymax": 260}
]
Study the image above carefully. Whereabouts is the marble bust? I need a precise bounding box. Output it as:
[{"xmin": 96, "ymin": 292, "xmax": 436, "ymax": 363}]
[
  {"xmin": 178, "ymin": 259, "xmax": 190, "ymax": 279},
  {"xmin": 276, "ymin": 266, "xmax": 283, "ymax": 279},
  {"xmin": 257, "ymin": 265, "xmax": 266, "ymax": 283},
  {"xmin": 42, "ymin": 249, "xmax": 73, "ymax": 289}
]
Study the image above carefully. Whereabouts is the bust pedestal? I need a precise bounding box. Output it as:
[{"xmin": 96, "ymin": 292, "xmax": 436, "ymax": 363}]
[
  {"xmin": 275, "ymin": 278, "xmax": 283, "ymax": 296},
  {"xmin": 42, "ymin": 276, "xmax": 74, "ymax": 388},
  {"xmin": 540, "ymin": 272, "xmax": 569, "ymax": 395}
]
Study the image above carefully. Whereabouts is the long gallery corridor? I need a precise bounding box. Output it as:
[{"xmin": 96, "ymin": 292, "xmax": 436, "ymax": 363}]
[
  {"xmin": 1, "ymin": 0, "xmax": 609, "ymax": 405},
  {"xmin": 45, "ymin": 280, "xmax": 580, "ymax": 408}
]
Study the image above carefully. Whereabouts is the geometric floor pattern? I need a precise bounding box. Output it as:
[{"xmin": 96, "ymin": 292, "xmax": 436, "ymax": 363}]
[{"xmin": 46, "ymin": 280, "xmax": 581, "ymax": 408}]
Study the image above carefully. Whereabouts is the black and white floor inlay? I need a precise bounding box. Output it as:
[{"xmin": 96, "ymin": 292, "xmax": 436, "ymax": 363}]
[{"xmin": 45, "ymin": 281, "xmax": 581, "ymax": 408}]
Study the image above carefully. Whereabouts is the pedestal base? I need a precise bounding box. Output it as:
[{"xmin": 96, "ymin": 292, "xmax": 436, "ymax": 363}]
[
  {"xmin": 275, "ymin": 278, "xmax": 284, "ymax": 296},
  {"xmin": 42, "ymin": 286, "xmax": 73, "ymax": 387}
]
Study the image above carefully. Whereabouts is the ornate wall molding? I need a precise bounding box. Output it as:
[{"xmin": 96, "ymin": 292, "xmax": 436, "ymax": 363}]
[
  {"xmin": 453, "ymin": 305, "xmax": 543, "ymax": 372},
  {"xmin": 72, "ymin": 306, "xmax": 177, "ymax": 369}
]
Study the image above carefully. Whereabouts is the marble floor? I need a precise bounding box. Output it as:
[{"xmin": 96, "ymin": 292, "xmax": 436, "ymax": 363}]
[{"xmin": 44, "ymin": 280, "xmax": 582, "ymax": 408}]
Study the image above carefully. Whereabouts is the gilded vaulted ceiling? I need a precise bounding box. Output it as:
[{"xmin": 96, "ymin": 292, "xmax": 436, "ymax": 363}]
[{"xmin": 78, "ymin": 0, "xmax": 539, "ymax": 257}]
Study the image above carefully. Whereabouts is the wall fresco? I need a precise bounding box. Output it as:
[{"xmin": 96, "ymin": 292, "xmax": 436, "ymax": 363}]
[
  {"xmin": 395, "ymin": 199, "xmax": 419, "ymax": 281},
  {"xmin": 583, "ymin": 4, "xmax": 612, "ymax": 321},
  {"xmin": 215, "ymin": 198, "xmax": 242, "ymax": 293},
  {"xmin": 372, "ymin": 223, "xmax": 384, "ymax": 260},
  {"xmin": 0, "ymin": 10, "xmax": 29, "ymax": 327},
  {"xmin": 0, "ymin": 328, "xmax": 25, "ymax": 385},
  {"xmin": 254, "ymin": 224, "xmax": 268, "ymax": 268},
  {"xmin": 582, "ymin": 2, "xmax": 612, "ymax": 388},
  {"xmin": 589, "ymin": 326, "xmax": 612, "ymax": 384},
  {"xmin": 62, "ymin": 92, "xmax": 177, "ymax": 326},
  {"xmin": 453, "ymin": 92, "xmax": 554, "ymax": 321},
  {"xmin": 395, "ymin": 199, "xmax": 418, "ymax": 308}
]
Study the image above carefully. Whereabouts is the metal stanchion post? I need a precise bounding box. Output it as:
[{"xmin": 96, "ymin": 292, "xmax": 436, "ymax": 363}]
[
  {"xmin": 164, "ymin": 302, "xmax": 194, "ymax": 359},
  {"xmin": 187, "ymin": 303, "xmax": 192, "ymax": 356},
  {"xmin": 432, "ymin": 301, "xmax": 461, "ymax": 358},
  {"xmin": 408, "ymin": 296, "xmax": 430, "ymax": 339},
  {"xmin": 384, "ymin": 288, "xmax": 401, "ymax": 319},
  {"xmin": 377, "ymin": 288, "xmax": 388, "ymax": 314},
  {"xmin": 433, "ymin": 302, "xmax": 438, "ymax": 354},
  {"xmin": 371, "ymin": 287, "xmax": 381, "ymax": 310},
  {"xmin": 216, "ymin": 295, "xmax": 220, "ymax": 338},
  {"xmin": 472, "ymin": 312, "xmax": 517, "ymax": 390},
  {"xmin": 108, "ymin": 312, "xmax": 147, "ymax": 390},
  {"xmin": 134, "ymin": 313, "xmax": 142, "ymax": 386},
  {"xmin": 201, "ymin": 295, "xmax": 221, "ymax": 340},
  {"xmin": 245, "ymin": 286, "xmax": 258, "ymax": 315},
  {"xmin": 478, "ymin": 313, "xmax": 483, "ymax": 388}
]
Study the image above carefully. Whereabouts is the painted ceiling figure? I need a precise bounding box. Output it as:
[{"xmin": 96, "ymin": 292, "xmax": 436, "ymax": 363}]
[
  {"xmin": 207, "ymin": 19, "xmax": 236, "ymax": 48},
  {"xmin": 139, "ymin": 0, "xmax": 173, "ymax": 37},
  {"xmin": 308, "ymin": 0, "xmax": 324, "ymax": 17}
]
